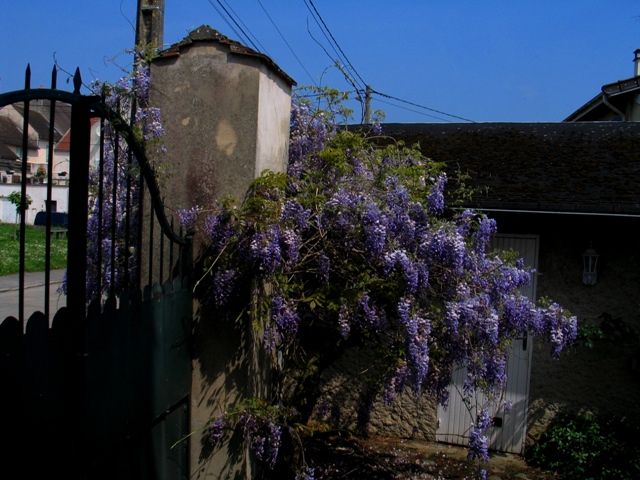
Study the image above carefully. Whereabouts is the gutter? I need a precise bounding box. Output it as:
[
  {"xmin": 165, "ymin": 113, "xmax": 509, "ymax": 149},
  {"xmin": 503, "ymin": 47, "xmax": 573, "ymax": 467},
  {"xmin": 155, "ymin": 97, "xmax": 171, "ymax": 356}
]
[
  {"xmin": 472, "ymin": 207, "xmax": 640, "ymax": 219},
  {"xmin": 601, "ymin": 92, "xmax": 626, "ymax": 121}
]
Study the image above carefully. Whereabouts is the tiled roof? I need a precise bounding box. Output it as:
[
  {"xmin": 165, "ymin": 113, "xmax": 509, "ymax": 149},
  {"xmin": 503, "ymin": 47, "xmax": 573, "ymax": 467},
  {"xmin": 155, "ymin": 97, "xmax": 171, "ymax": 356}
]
[
  {"xmin": 30, "ymin": 99, "xmax": 72, "ymax": 135},
  {"xmin": 56, "ymin": 129, "xmax": 71, "ymax": 151},
  {"xmin": 13, "ymin": 105, "xmax": 63, "ymax": 142},
  {"xmin": 55, "ymin": 117, "xmax": 98, "ymax": 152},
  {"xmin": 380, "ymin": 122, "xmax": 640, "ymax": 215},
  {"xmin": 564, "ymin": 75, "xmax": 640, "ymax": 121},
  {"xmin": 0, "ymin": 141, "xmax": 19, "ymax": 161},
  {"xmin": 0, "ymin": 158, "xmax": 20, "ymax": 172},
  {"xmin": 158, "ymin": 25, "xmax": 296, "ymax": 86},
  {"xmin": 0, "ymin": 116, "xmax": 38, "ymax": 149}
]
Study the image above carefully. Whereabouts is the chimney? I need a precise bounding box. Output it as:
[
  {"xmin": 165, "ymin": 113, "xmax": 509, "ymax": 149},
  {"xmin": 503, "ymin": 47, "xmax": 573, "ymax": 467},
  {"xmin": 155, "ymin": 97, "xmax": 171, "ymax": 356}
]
[{"xmin": 634, "ymin": 49, "xmax": 640, "ymax": 77}]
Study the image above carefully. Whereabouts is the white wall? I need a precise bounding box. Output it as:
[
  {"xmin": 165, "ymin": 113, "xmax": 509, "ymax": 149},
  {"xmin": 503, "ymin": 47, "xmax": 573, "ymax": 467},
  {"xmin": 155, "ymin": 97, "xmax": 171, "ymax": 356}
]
[
  {"xmin": 256, "ymin": 63, "xmax": 293, "ymax": 177},
  {"xmin": 0, "ymin": 184, "xmax": 69, "ymax": 225}
]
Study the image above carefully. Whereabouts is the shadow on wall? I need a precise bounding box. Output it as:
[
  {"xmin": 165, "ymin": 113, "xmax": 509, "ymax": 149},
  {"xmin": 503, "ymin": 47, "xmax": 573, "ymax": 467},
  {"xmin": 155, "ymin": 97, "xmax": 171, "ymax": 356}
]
[
  {"xmin": 524, "ymin": 215, "xmax": 640, "ymax": 447},
  {"xmin": 191, "ymin": 248, "xmax": 274, "ymax": 479},
  {"xmin": 309, "ymin": 346, "xmax": 439, "ymax": 441}
]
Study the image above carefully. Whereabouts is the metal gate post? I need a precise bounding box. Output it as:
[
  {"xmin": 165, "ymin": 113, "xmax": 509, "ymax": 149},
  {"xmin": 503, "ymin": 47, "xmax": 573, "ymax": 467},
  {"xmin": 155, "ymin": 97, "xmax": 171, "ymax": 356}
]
[{"xmin": 67, "ymin": 73, "xmax": 95, "ymax": 474}]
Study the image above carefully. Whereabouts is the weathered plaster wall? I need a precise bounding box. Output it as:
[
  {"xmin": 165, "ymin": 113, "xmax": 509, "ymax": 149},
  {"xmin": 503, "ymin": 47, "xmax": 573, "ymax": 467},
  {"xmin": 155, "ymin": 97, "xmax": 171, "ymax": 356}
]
[
  {"xmin": 151, "ymin": 43, "xmax": 260, "ymax": 212},
  {"xmin": 149, "ymin": 29, "xmax": 293, "ymax": 479}
]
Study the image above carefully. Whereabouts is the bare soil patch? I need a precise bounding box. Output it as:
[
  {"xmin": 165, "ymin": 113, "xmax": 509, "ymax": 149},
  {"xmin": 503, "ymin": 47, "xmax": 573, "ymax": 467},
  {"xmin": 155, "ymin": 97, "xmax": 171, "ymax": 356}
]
[{"xmin": 301, "ymin": 434, "xmax": 558, "ymax": 479}]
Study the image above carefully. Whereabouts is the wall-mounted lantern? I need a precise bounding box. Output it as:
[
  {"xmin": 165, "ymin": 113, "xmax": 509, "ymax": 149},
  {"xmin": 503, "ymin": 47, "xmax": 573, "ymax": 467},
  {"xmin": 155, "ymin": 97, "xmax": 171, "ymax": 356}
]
[{"xmin": 582, "ymin": 243, "xmax": 599, "ymax": 285}]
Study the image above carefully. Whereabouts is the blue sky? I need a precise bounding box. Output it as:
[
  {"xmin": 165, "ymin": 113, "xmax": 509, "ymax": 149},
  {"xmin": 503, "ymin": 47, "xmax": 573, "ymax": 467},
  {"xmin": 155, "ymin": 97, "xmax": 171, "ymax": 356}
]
[{"xmin": 2, "ymin": 1, "xmax": 639, "ymax": 123}]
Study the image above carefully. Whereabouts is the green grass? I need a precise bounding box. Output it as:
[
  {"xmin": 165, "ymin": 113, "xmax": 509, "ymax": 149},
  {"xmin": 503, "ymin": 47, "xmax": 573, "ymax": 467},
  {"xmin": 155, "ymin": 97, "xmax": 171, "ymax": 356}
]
[{"xmin": 0, "ymin": 222, "xmax": 68, "ymax": 276}]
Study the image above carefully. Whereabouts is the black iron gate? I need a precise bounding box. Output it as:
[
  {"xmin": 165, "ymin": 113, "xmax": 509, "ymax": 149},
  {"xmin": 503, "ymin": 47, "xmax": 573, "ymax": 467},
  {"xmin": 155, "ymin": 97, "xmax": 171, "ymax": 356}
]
[{"xmin": 0, "ymin": 66, "xmax": 193, "ymax": 479}]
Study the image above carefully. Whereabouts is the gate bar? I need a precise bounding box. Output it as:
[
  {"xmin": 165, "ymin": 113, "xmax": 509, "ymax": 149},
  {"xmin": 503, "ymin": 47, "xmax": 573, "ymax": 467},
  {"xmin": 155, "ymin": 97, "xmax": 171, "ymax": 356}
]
[
  {"xmin": 18, "ymin": 65, "xmax": 31, "ymax": 327},
  {"xmin": 44, "ymin": 65, "xmax": 58, "ymax": 320}
]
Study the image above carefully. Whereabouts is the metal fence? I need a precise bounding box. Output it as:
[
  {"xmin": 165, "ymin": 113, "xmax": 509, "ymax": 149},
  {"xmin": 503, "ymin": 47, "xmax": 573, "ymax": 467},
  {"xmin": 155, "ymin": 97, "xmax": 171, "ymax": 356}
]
[{"xmin": 0, "ymin": 66, "xmax": 193, "ymax": 479}]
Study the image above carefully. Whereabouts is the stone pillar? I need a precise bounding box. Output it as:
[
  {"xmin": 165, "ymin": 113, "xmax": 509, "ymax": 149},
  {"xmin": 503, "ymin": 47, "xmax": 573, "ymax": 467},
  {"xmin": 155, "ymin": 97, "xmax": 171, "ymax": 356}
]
[{"xmin": 149, "ymin": 25, "xmax": 295, "ymax": 478}]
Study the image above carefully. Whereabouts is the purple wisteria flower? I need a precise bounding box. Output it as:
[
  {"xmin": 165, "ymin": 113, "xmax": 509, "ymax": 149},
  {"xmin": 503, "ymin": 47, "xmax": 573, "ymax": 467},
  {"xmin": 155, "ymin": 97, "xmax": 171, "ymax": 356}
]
[
  {"xmin": 133, "ymin": 63, "xmax": 151, "ymax": 100},
  {"xmin": 209, "ymin": 415, "xmax": 226, "ymax": 446},
  {"xmin": 280, "ymin": 228, "xmax": 302, "ymax": 265},
  {"xmin": 264, "ymin": 295, "xmax": 299, "ymax": 350},
  {"xmin": 422, "ymin": 225, "xmax": 467, "ymax": 278},
  {"xmin": 338, "ymin": 304, "xmax": 351, "ymax": 337},
  {"xmin": 473, "ymin": 216, "xmax": 497, "ymax": 253},
  {"xmin": 249, "ymin": 225, "xmax": 282, "ymax": 275},
  {"xmin": 363, "ymin": 203, "xmax": 387, "ymax": 256},
  {"xmin": 76, "ymin": 51, "xmax": 167, "ymax": 302},
  {"xmin": 383, "ymin": 362, "xmax": 409, "ymax": 403},
  {"xmin": 356, "ymin": 293, "xmax": 387, "ymax": 332},
  {"xmin": 317, "ymin": 253, "xmax": 330, "ymax": 283},
  {"xmin": 176, "ymin": 206, "xmax": 202, "ymax": 230},
  {"xmin": 315, "ymin": 400, "xmax": 331, "ymax": 418},
  {"xmin": 212, "ymin": 269, "xmax": 237, "ymax": 307},
  {"xmin": 204, "ymin": 209, "xmax": 234, "ymax": 250},
  {"xmin": 136, "ymin": 106, "xmax": 165, "ymax": 145},
  {"xmin": 282, "ymin": 199, "xmax": 311, "ymax": 229},
  {"xmin": 239, "ymin": 413, "xmax": 282, "ymax": 469},
  {"xmin": 383, "ymin": 250, "xmax": 419, "ymax": 293},
  {"xmin": 468, "ymin": 408, "xmax": 492, "ymax": 462},
  {"xmin": 295, "ymin": 466, "xmax": 315, "ymax": 480},
  {"xmin": 397, "ymin": 297, "xmax": 431, "ymax": 393},
  {"xmin": 427, "ymin": 174, "xmax": 447, "ymax": 216},
  {"xmin": 503, "ymin": 400, "xmax": 513, "ymax": 414},
  {"xmin": 195, "ymin": 92, "xmax": 580, "ymax": 471}
]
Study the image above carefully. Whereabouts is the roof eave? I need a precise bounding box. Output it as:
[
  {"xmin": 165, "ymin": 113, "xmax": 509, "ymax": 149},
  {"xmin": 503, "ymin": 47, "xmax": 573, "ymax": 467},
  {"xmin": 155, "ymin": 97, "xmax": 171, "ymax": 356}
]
[
  {"xmin": 564, "ymin": 92, "xmax": 603, "ymax": 122},
  {"xmin": 602, "ymin": 75, "xmax": 640, "ymax": 96},
  {"xmin": 157, "ymin": 25, "xmax": 296, "ymax": 87}
]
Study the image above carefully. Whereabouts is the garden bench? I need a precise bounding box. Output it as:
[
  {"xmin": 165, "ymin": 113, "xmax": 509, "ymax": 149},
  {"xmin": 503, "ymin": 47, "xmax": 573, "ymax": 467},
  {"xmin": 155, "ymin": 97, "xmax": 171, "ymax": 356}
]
[{"xmin": 14, "ymin": 228, "xmax": 67, "ymax": 240}]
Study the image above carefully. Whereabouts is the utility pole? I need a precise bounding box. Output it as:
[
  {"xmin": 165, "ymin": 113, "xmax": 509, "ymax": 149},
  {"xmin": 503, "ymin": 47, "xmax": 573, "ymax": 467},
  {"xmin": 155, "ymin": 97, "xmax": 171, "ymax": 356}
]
[
  {"xmin": 135, "ymin": 0, "xmax": 165, "ymax": 47},
  {"xmin": 364, "ymin": 85, "xmax": 372, "ymax": 124}
]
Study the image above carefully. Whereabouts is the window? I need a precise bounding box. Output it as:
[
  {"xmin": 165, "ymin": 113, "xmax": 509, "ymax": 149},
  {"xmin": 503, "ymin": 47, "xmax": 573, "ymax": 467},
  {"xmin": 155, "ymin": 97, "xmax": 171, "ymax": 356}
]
[{"xmin": 46, "ymin": 200, "xmax": 57, "ymax": 212}]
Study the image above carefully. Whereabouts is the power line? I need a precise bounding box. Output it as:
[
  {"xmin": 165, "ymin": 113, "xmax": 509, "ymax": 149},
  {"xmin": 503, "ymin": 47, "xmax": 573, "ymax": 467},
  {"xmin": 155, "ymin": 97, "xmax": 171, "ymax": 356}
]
[
  {"xmin": 373, "ymin": 97, "xmax": 454, "ymax": 123},
  {"xmin": 372, "ymin": 90, "xmax": 476, "ymax": 123},
  {"xmin": 302, "ymin": 2, "xmax": 367, "ymax": 121},
  {"xmin": 299, "ymin": 0, "xmax": 473, "ymax": 123},
  {"xmin": 304, "ymin": 19, "xmax": 365, "ymax": 113},
  {"xmin": 220, "ymin": 0, "xmax": 270, "ymax": 55},
  {"xmin": 214, "ymin": 0, "xmax": 260, "ymax": 51},
  {"xmin": 205, "ymin": 0, "xmax": 260, "ymax": 52},
  {"xmin": 304, "ymin": 0, "xmax": 367, "ymax": 91},
  {"xmin": 206, "ymin": 0, "xmax": 474, "ymax": 124},
  {"xmin": 256, "ymin": 0, "xmax": 318, "ymax": 87}
]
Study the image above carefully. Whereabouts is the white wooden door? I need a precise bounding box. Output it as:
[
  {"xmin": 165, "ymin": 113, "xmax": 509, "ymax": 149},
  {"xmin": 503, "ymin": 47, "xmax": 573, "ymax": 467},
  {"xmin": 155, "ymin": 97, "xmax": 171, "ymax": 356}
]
[{"xmin": 435, "ymin": 235, "xmax": 539, "ymax": 454}]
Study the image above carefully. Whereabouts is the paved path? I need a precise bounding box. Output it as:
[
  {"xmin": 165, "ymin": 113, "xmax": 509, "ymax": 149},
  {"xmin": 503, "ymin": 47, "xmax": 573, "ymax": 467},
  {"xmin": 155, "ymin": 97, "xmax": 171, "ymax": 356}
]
[{"xmin": 0, "ymin": 269, "xmax": 66, "ymax": 323}]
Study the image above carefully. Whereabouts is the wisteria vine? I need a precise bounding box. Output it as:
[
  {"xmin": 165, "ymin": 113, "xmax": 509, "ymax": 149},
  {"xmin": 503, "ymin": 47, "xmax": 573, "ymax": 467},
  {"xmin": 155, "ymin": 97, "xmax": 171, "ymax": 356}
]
[
  {"xmin": 190, "ymin": 88, "xmax": 578, "ymax": 478},
  {"xmin": 58, "ymin": 48, "xmax": 166, "ymax": 301}
]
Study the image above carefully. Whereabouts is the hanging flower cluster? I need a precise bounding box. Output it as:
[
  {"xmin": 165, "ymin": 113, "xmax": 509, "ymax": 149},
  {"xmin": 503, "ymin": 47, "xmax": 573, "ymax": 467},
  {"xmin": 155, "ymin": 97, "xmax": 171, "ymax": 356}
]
[
  {"xmin": 207, "ymin": 399, "xmax": 299, "ymax": 474},
  {"xmin": 65, "ymin": 47, "xmax": 166, "ymax": 301},
  {"xmin": 190, "ymin": 89, "xmax": 577, "ymax": 477}
]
